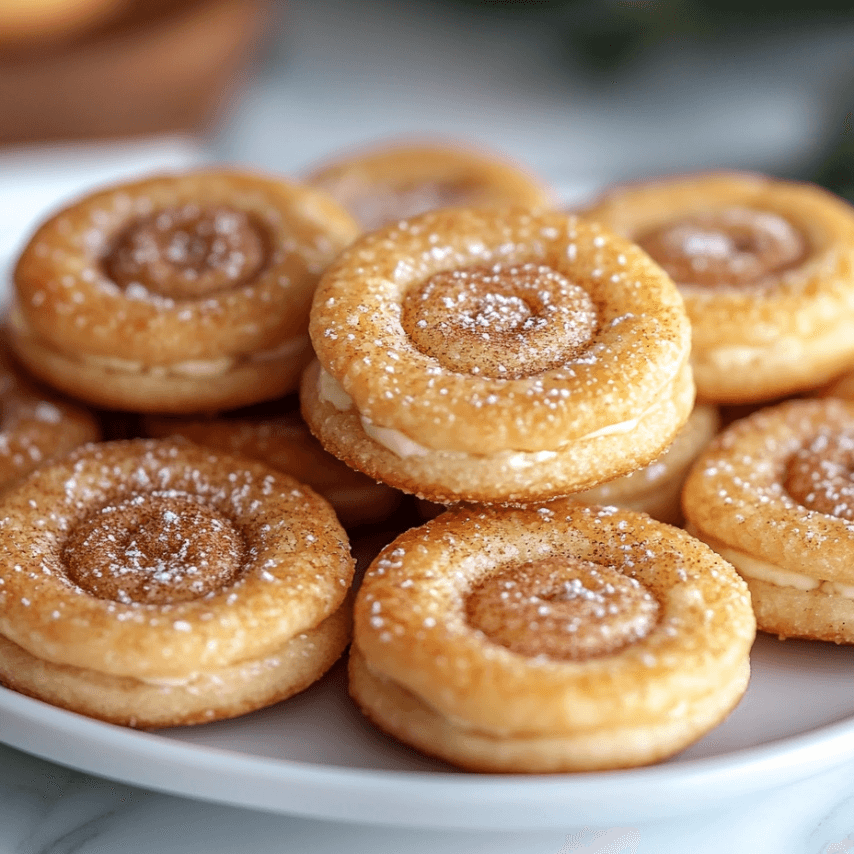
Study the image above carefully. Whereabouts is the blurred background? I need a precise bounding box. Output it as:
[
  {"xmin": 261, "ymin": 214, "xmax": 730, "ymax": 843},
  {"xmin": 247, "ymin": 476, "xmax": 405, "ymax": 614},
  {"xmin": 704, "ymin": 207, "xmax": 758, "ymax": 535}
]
[{"xmin": 1, "ymin": 0, "xmax": 852, "ymax": 254}]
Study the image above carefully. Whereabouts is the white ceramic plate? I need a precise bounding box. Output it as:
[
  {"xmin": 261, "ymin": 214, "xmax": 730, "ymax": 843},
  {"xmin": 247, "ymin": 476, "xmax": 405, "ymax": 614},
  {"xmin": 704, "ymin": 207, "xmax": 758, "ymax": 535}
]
[
  {"xmin": 2, "ymin": 198, "xmax": 854, "ymax": 832},
  {"xmin": 3, "ymin": 632, "xmax": 854, "ymax": 830}
]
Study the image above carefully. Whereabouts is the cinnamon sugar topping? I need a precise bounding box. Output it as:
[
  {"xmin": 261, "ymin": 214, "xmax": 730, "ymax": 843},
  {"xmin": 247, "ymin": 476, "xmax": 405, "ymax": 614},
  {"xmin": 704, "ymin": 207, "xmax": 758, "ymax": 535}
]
[
  {"xmin": 104, "ymin": 205, "xmax": 269, "ymax": 298},
  {"xmin": 402, "ymin": 263, "xmax": 598, "ymax": 379},
  {"xmin": 784, "ymin": 430, "xmax": 854, "ymax": 521},
  {"xmin": 62, "ymin": 492, "xmax": 246, "ymax": 605},
  {"xmin": 638, "ymin": 208, "xmax": 807, "ymax": 288},
  {"xmin": 465, "ymin": 555, "xmax": 659, "ymax": 661}
]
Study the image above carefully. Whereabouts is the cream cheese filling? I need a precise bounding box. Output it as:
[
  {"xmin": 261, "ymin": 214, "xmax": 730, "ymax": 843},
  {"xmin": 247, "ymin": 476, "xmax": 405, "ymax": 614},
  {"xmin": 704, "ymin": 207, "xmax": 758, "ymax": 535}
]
[
  {"xmin": 360, "ymin": 417, "xmax": 561, "ymax": 468},
  {"xmin": 12, "ymin": 306, "xmax": 309, "ymax": 378},
  {"xmin": 136, "ymin": 632, "xmax": 316, "ymax": 688},
  {"xmin": 710, "ymin": 542, "xmax": 854, "ymax": 599},
  {"xmin": 318, "ymin": 366, "xmax": 354, "ymax": 410},
  {"xmin": 362, "ymin": 416, "xmax": 562, "ymax": 469},
  {"xmin": 360, "ymin": 418, "xmax": 432, "ymax": 458},
  {"xmin": 84, "ymin": 353, "xmax": 236, "ymax": 379},
  {"xmin": 81, "ymin": 335, "xmax": 310, "ymax": 379},
  {"xmin": 318, "ymin": 366, "xmax": 652, "ymax": 462}
]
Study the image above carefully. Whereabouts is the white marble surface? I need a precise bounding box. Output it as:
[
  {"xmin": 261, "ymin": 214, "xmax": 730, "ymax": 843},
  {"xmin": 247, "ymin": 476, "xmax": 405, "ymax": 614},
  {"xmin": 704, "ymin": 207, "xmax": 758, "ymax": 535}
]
[
  {"xmin": 3, "ymin": 2, "xmax": 854, "ymax": 851},
  {"xmin": 3, "ymin": 739, "xmax": 854, "ymax": 853}
]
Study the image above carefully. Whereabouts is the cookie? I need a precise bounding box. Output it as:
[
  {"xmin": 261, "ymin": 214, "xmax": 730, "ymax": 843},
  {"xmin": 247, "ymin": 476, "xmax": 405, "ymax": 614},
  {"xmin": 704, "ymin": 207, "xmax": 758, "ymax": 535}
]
[
  {"xmin": 9, "ymin": 169, "xmax": 359, "ymax": 412},
  {"xmin": 305, "ymin": 140, "xmax": 555, "ymax": 231},
  {"xmin": 350, "ymin": 502, "xmax": 754, "ymax": 772},
  {"xmin": 0, "ymin": 438, "xmax": 355, "ymax": 726},
  {"xmin": 582, "ymin": 172, "xmax": 854, "ymax": 403},
  {"xmin": 303, "ymin": 206, "xmax": 694, "ymax": 505},
  {"xmin": 0, "ymin": 353, "xmax": 100, "ymax": 489},
  {"xmin": 683, "ymin": 397, "xmax": 854, "ymax": 643}
]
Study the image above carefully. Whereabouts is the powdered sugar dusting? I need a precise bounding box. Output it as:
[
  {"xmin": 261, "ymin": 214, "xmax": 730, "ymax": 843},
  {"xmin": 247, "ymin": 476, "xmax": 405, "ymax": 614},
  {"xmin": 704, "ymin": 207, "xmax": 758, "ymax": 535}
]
[
  {"xmin": 466, "ymin": 555, "xmax": 659, "ymax": 661},
  {"xmin": 105, "ymin": 204, "xmax": 269, "ymax": 299},
  {"xmin": 638, "ymin": 207, "xmax": 807, "ymax": 289},
  {"xmin": 62, "ymin": 492, "xmax": 246, "ymax": 605},
  {"xmin": 402, "ymin": 262, "xmax": 598, "ymax": 379}
]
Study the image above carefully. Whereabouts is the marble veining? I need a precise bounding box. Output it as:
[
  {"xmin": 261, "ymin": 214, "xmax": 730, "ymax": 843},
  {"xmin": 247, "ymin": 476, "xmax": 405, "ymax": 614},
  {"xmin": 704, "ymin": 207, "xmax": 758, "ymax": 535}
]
[{"xmin": 0, "ymin": 747, "xmax": 147, "ymax": 854}]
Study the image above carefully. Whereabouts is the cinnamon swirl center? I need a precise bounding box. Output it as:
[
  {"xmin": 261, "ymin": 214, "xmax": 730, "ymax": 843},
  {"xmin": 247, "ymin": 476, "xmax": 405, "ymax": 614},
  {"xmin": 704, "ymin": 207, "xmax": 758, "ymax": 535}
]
[
  {"xmin": 465, "ymin": 556, "xmax": 659, "ymax": 661},
  {"xmin": 104, "ymin": 205, "xmax": 269, "ymax": 298},
  {"xmin": 63, "ymin": 492, "xmax": 247, "ymax": 604},
  {"xmin": 784, "ymin": 431, "xmax": 854, "ymax": 520},
  {"xmin": 637, "ymin": 208, "xmax": 806, "ymax": 288},
  {"xmin": 401, "ymin": 263, "xmax": 598, "ymax": 378}
]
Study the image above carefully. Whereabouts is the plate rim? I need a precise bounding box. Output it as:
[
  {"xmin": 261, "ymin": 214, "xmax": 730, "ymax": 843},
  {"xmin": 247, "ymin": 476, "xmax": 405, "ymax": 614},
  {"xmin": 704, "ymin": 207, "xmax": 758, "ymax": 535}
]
[{"xmin": 4, "ymin": 680, "xmax": 854, "ymax": 830}]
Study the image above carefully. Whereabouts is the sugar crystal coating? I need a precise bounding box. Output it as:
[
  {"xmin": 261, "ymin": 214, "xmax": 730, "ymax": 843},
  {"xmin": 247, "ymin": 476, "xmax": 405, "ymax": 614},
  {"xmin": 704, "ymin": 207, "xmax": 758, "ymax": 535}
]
[
  {"xmin": 638, "ymin": 208, "xmax": 807, "ymax": 289},
  {"xmin": 105, "ymin": 205, "xmax": 269, "ymax": 298},
  {"xmin": 465, "ymin": 555, "xmax": 659, "ymax": 660},
  {"xmin": 402, "ymin": 263, "xmax": 598, "ymax": 379},
  {"xmin": 784, "ymin": 430, "xmax": 854, "ymax": 521}
]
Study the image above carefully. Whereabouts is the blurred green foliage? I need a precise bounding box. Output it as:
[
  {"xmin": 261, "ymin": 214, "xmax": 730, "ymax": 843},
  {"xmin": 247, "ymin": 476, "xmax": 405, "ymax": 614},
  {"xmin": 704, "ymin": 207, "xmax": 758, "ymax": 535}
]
[
  {"xmin": 812, "ymin": 110, "xmax": 854, "ymax": 203},
  {"xmin": 442, "ymin": 0, "xmax": 854, "ymax": 200}
]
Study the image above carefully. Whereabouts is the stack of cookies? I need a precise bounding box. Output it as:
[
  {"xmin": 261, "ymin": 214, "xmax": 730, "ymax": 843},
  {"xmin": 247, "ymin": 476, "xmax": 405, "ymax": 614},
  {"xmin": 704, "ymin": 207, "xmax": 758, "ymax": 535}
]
[
  {"xmin": 582, "ymin": 173, "xmax": 854, "ymax": 649},
  {"xmin": 298, "ymin": 148, "xmax": 754, "ymax": 771},
  {"xmin": 2, "ymin": 139, "xmax": 854, "ymax": 773}
]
